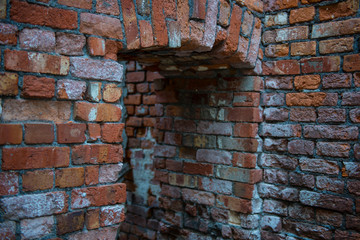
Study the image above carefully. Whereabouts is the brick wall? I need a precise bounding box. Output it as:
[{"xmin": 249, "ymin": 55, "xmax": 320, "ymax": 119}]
[
  {"xmin": 260, "ymin": 0, "xmax": 360, "ymax": 239},
  {"xmin": 0, "ymin": 0, "xmax": 359, "ymax": 239}
]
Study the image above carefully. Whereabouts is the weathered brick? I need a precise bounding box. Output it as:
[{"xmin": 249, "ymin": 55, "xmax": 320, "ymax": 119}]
[
  {"xmin": 286, "ymin": 93, "xmax": 338, "ymax": 106},
  {"xmin": 72, "ymin": 144, "xmax": 123, "ymax": 164},
  {"xmin": 0, "ymin": 72, "xmax": 18, "ymax": 96},
  {"xmin": 343, "ymin": 162, "xmax": 360, "ymax": 179},
  {"xmin": 260, "ymin": 183, "xmax": 299, "ymax": 202},
  {"xmin": 152, "ymin": 0, "xmax": 169, "ymax": 47},
  {"xmin": 294, "ymin": 75, "xmax": 320, "ymax": 90},
  {"xmin": 138, "ymin": 20, "xmax": 154, "ymax": 48},
  {"xmin": 70, "ymin": 57, "xmax": 123, "ymax": 82},
  {"xmin": 20, "ymin": 28, "xmax": 55, "ymax": 51},
  {"xmin": 57, "ymin": 211, "xmax": 85, "ymax": 235},
  {"xmin": 261, "ymin": 93, "xmax": 284, "ymax": 106},
  {"xmin": 168, "ymin": 173, "xmax": 197, "ymax": 188},
  {"xmin": 11, "ymin": 1, "xmax": 77, "ymax": 29},
  {"xmin": 263, "ymin": 0, "xmax": 298, "ymax": 11},
  {"xmin": 197, "ymin": 121, "xmax": 232, "ymax": 135},
  {"xmin": 218, "ymin": 0, "xmax": 230, "ymax": 27},
  {"xmin": 283, "ymin": 219, "xmax": 332, "ymax": 240},
  {"xmin": 80, "ymin": 13, "xmax": 122, "ymax": 39},
  {"xmin": 317, "ymin": 142, "xmax": 350, "ymax": 157},
  {"xmin": 289, "ymin": 7, "xmax": 315, "ymax": 23},
  {"xmin": 74, "ymin": 102, "xmax": 121, "ymax": 122},
  {"xmin": 86, "ymin": 82, "xmax": 102, "ymax": 102},
  {"xmin": 100, "ymin": 205, "xmax": 125, "ymax": 226},
  {"xmin": 87, "ymin": 37, "xmax": 105, "ymax": 56},
  {"xmin": 101, "ymin": 123, "xmax": 124, "ymax": 143},
  {"xmin": 183, "ymin": 162, "xmax": 213, "ymax": 176},
  {"xmin": 265, "ymin": 44, "xmax": 289, "ymax": 58},
  {"xmin": 312, "ymin": 18, "xmax": 360, "ymax": 38},
  {"xmin": 121, "ymin": 0, "xmax": 140, "ymax": 49},
  {"xmin": 67, "ymin": 226, "xmax": 118, "ymax": 239},
  {"xmin": 234, "ymin": 123, "xmax": 258, "ymax": 138},
  {"xmin": 0, "ymin": 23, "xmax": 17, "ymax": 45},
  {"xmin": 199, "ymin": 177, "xmax": 232, "ymax": 195},
  {"xmin": 0, "ymin": 191, "xmax": 67, "ymax": 219},
  {"xmin": 300, "ymin": 157, "xmax": 339, "ymax": 175},
  {"xmin": 86, "ymin": 208, "xmax": 100, "ymax": 230},
  {"xmin": 323, "ymin": 73, "xmax": 352, "ymax": 88},
  {"xmin": 71, "ymin": 184, "xmax": 126, "ymax": 209},
  {"xmin": 0, "ymin": 0, "xmax": 6, "ymax": 19},
  {"xmin": 263, "ymin": 138, "xmax": 287, "ymax": 152},
  {"xmin": 342, "ymin": 92, "xmax": 360, "ymax": 106},
  {"xmin": 56, "ymin": 32, "xmax": 86, "ymax": 56},
  {"xmin": 344, "ymin": 54, "xmax": 360, "ymax": 72},
  {"xmin": 154, "ymin": 145, "xmax": 176, "ymax": 157},
  {"xmin": 3, "ymin": 99, "xmax": 70, "ymax": 122},
  {"xmin": 263, "ymin": 60, "xmax": 300, "ymax": 75},
  {"xmin": 216, "ymin": 166, "xmax": 262, "ymax": 184},
  {"xmin": 0, "ymin": 172, "xmax": 18, "ymax": 196},
  {"xmin": 318, "ymin": 108, "xmax": 346, "ymax": 123},
  {"xmin": 261, "ymin": 123, "xmax": 301, "ymax": 137},
  {"xmin": 58, "ymin": 0, "xmax": 92, "ymax": 9},
  {"xmin": 260, "ymin": 154, "xmax": 298, "ymax": 170},
  {"xmin": 304, "ymin": 125, "xmax": 358, "ymax": 140},
  {"xmin": 21, "ymin": 216, "xmax": 54, "ymax": 239},
  {"xmin": 196, "ymin": 149, "xmax": 232, "ymax": 165},
  {"xmin": 263, "ymin": 199, "xmax": 287, "ymax": 216},
  {"xmin": 56, "ymin": 168, "xmax": 84, "ymax": 188},
  {"xmin": 350, "ymin": 109, "xmax": 360, "ymax": 123},
  {"xmin": 272, "ymin": 26, "xmax": 309, "ymax": 43},
  {"xmin": 217, "ymin": 137, "xmax": 259, "ymax": 152},
  {"xmin": 5, "ymin": 50, "xmax": 69, "ymax": 75},
  {"xmin": 288, "ymin": 140, "xmax": 314, "ymax": 155},
  {"xmin": 225, "ymin": 107, "xmax": 261, "ymax": 122},
  {"xmin": 300, "ymin": 190, "xmax": 353, "ymax": 213},
  {"xmin": 217, "ymin": 195, "xmax": 252, "ymax": 213},
  {"xmin": 22, "ymin": 75, "xmax": 55, "ymax": 99},
  {"xmin": 316, "ymin": 209, "xmax": 343, "ymax": 227},
  {"xmin": 264, "ymin": 12, "xmax": 288, "ymax": 27},
  {"xmin": 22, "ymin": 169, "xmax": 53, "ymax": 192},
  {"xmin": 319, "ymin": 37, "xmax": 354, "ymax": 54},
  {"xmin": 96, "ymin": 0, "xmax": 120, "ymax": 15},
  {"xmin": 291, "ymin": 41, "xmax": 316, "ymax": 56},
  {"xmin": 265, "ymin": 76, "xmax": 293, "ymax": 90},
  {"xmin": 317, "ymin": 176, "xmax": 344, "ymax": 194},
  {"xmin": 2, "ymin": 147, "xmax": 69, "ymax": 170},
  {"xmin": 289, "ymin": 172, "xmax": 315, "ymax": 189},
  {"xmin": 85, "ymin": 166, "xmax": 99, "ymax": 186},
  {"xmin": 57, "ymin": 79, "xmax": 86, "ymax": 100},
  {"xmin": 301, "ymin": 56, "xmax": 341, "ymax": 73}
]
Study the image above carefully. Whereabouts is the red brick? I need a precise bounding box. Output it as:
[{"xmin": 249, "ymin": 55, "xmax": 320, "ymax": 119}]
[
  {"xmin": 139, "ymin": 20, "xmax": 154, "ymax": 48},
  {"xmin": 344, "ymin": 54, "xmax": 360, "ymax": 72},
  {"xmin": 121, "ymin": 0, "xmax": 140, "ymax": 49},
  {"xmin": 57, "ymin": 123, "xmax": 86, "ymax": 144},
  {"xmin": 22, "ymin": 170, "xmax": 53, "ymax": 192},
  {"xmin": 350, "ymin": 109, "xmax": 360, "ymax": 123},
  {"xmin": 271, "ymin": 26, "xmax": 309, "ymax": 43},
  {"xmin": 261, "ymin": 124, "xmax": 301, "ymax": 137},
  {"xmin": 71, "ymin": 183, "xmax": 126, "ymax": 208},
  {"xmin": 216, "ymin": 195, "xmax": 252, "ymax": 213},
  {"xmin": 56, "ymin": 167, "xmax": 85, "ymax": 188},
  {"xmin": 20, "ymin": 28, "xmax": 55, "ymax": 52},
  {"xmin": 2, "ymin": 99, "xmax": 71, "ymax": 122},
  {"xmin": 25, "ymin": 123, "xmax": 54, "ymax": 144},
  {"xmin": 283, "ymin": 219, "xmax": 332, "ymax": 239},
  {"xmin": 319, "ymin": 0, "xmax": 358, "ymax": 21},
  {"xmin": 0, "ymin": 23, "xmax": 17, "ymax": 45},
  {"xmin": 154, "ymin": 145, "xmax": 177, "ymax": 157},
  {"xmin": 289, "ymin": 7, "xmax": 315, "ymax": 24},
  {"xmin": 311, "ymin": 18, "xmax": 360, "ymax": 39},
  {"xmin": 196, "ymin": 149, "xmax": 232, "ymax": 165},
  {"xmin": 72, "ymin": 144, "xmax": 123, "ymax": 164},
  {"xmin": 192, "ymin": 0, "xmax": 206, "ymax": 19},
  {"xmin": 80, "ymin": 13, "xmax": 122, "ymax": 39},
  {"xmin": 294, "ymin": 75, "xmax": 320, "ymax": 90},
  {"xmin": 126, "ymin": 72, "xmax": 145, "ymax": 83},
  {"xmin": 5, "ymin": 50, "xmax": 69, "ymax": 75},
  {"xmin": 182, "ymin": 188, "xmax": 215, "ymax": 206},
  {"xmin": 300, "ymin": 158, "xmax": 339, "ymax": 175},
  {"xmin": 143, "ymin": 95, "xmax": 156, "ymax": 105},
  {"xmin": 323, "ymin": 73, "xmax": 352, "ymax": 88},
  {"xmin": 317, "ymin": 176, "xmax": 345, "ymax": 194},
  {"xmin": 216, "ymin": 165, "xmax": 262, "ymax": 184},
  {"xmin": 288, "ymin": 140, "xmax": 314, "ymax": 155},
  {"xmin": 225, "ymin": 107, "xmax": 262, "ymax": 122},
  {"xmin": 86, "ymin": 209, "xmax": 100, "ymax": 230},
  {"xmin": 58, "ymin": 0, "xmax": 92, "ymax": 9},
  {"xmin": 286, "ymin": 92, "xmax": 338, "ymax": 106},
  {"xmin": 265, "ymin": 44, "xmax": 289, "ymax": 58},
  {"xmin": 2, "ymin": 147, "xmax": 69, "ymax": 171},
  {"xmin": 0, "ymin": 221, "xmax": 16, "ymax": 240},
  {"xmin": 22, "ymin": 75, "xmax": 55, "ymax": 99},
  {"xmin": 88, "ymin": 37, "xmax": 105, "ymax": 56},
  {"xmin": 124, "ymin": 94, "xmax": 141, "ymax": 105},
  {"xmin": 96, "ymin": 0, "xmax": 120, "ymax": 15},
  {"xmin": 265, "ymin": 76, "xmax": 293, "ymax": 90},
  {"xmin": 152, "ymin": 0, "xmax": 168, "ymax": 47},
  {"xmin": 301, "ymin": 56, "xmax": 341, "ymax": 73},
  {"xmin": 56, "ymin": 32, "xmax": 86, "ymax": 56},
  {"xmin": 197, "ymin": 121, "xmax": 232, "ymax": 135},
  {"xmin": 264, "ymin": 0, "xmax": 298, "ymax": 11},
  {"xmin": 291, "ymin": 41, "xmax": 316, "ymax": 56},
  {"xmin": 233, "ymin": 92, "xmax": 260, "ymax": 107},
  {"xmin": 0, "ymin": 172, "xmax": 18, "ymax": 196},
  {"xmin": 263, "ymin": 60, "xmax": 300, "ymax": 75},
  {"xmin": 233, "ymin": 153, "xmax": 257, "ymax": 168},
  {"xmin": 183, "ymin": 162, "xmax": 213, "ymax": 176},
  {"xmin": 262, "ymin": 93, "xmax": 284, "ymax": 106},
  {"xmin": 101, "ymin": 123, "xmax": 124, "ymax": 143},
  {"xmin": 126, "ymin": 116, "xmax": 142, "ymax": 127},
  {"xmin": 85, "ymin": 166, "xmax": 99, "ymax": 186},
  {"xmin": 0, "ymin": 72, "xmax": 18, "ymax": 96},
  {"xmin": 317, "ymin": 142, "xmax": 351, "ymax": 157},
  {"xmin": 88, "ymin": 123, "xmax": 101, "ymax": 142},
  {"xmin": 67, "ymin": 226, "xmax": 118, "ymax": 239},
  {"xmin": 11, "ymin": 0, "xmax": 77, "ymax": 29},
  {"xmin": 174, "ymin": 119, "xmax": 196, "ymax": 132},
  {"xmin": 234, "ymin": 123, "xmax": 258, "ymax": 138},
  {"xmin": 74, "ymin": 102, "xmax": 122, "ymax": 122},
  {"xmin": 136, "ymin": 83, "xmax": 149, "ymax": 93},
  {"xmin": 0, "ymin": 124, "xmax": 22, "ymax": 145},
  {"xmin": 57, "ymin": 79, "xmax": 86, "ymax": 100},
  {"xmin": 264, "ymin": 107, "xmax": 289, "ymax": 121},
  {"xmin": 319, "ymin": 37, "xmax": 354, "ymax": 54},
  {"xmin": 105, "ymin": 40, "xmax": 123, "ymax": 61}
]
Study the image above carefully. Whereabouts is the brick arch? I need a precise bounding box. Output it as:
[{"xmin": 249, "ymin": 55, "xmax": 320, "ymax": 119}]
[{"xmin": 101, "ymin": 0, "xmax": 263, "ymax": 70}]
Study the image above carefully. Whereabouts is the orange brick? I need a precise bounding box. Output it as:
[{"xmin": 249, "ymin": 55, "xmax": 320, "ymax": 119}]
[
  {"xmin": 96, "ymin": 0, "xmax": 120, "ymax": 15},
  {"xmin": 344, "ymin": 54, "xmax": 360, "ymax": 72},
  {"xmin": 85, "ymin": 166, "xmax": 99, "ymax": 186},
  {"xmin": 0, "ymin": 72, "xmax": 18, "ymax": 96},
  {"xmin": 319, "ymin": 0, "xmax": 358, "ymax": 21},
  {"xmin": 86, "ymin": 209, "xmax": 100, "ymax": 230},
  {"xmin": 87, "ymin": 37, "xmax": 105, "ymax": 56},
  {"xmin": 101, "ymin": 123, "xmax": 124, "ymax": 143},
  {"xmin": 0, "ymin": 124, "xmax": 22, "ymax": 145},
  {"xmin": 286, "ymin": 92, "xmax": 338, "ymax": 106},
  {"xmin": 22, "ymin": 170, "xmax": 54, "ymax": 192},
  {"xmin": 22, "ymin": 75, "xmax": 55, "ymax": 99},
  {"xmin": 265, "ymin": 44, "xmax": 289, "ymax": 58},
  {"xmin": 291, "ymin": 41, "xmax": 316, "ymax": 56},
  {"xmin": 0, "ymin": 23, "xmax": 17, "ymax": 45},
  {"xmin": 294, "ymin": 75, "xmax": 321, "ymax": 90},
  {"xmin": 289, "ymin": 6, "xmax": 315, "ymax": 24},
  {"xmin": 319, "ymin": 37, "xmax": 354, "ymax": 54}
]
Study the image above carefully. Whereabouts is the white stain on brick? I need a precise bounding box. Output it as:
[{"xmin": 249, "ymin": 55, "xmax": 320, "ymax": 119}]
[
  {"xmin": 88, "ymin": 107, "xmax": 97, "ymax": 121},
  {"xmin": 21, "ymin": 216, "xmax": 54, "ymax": 239}
]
